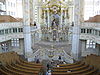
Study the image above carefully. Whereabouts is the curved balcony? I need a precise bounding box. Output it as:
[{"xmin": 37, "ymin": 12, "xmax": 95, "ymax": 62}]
[
  {"xmin": 0, "ymin": 22, "xmax": 100, "ymax": 44},
  {"xmin": 0, "ymin": 22, "xmax": 23, "ymax": 42},
  {"xmin": 81, "ymin": 22, "xmax": 100, "ymax": 28},
  {"xmin": 0, "ymin": 22, "xmax": 40, "ymax": 42},
  {"xmin": 80, "ymin": 22, "xmax": 100, "ymax": 44},
  {"xmin": 0, "ymin": 22, "xmax": 23, "ymax": 29}
]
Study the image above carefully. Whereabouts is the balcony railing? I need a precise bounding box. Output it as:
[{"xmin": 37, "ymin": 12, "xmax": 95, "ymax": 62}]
[
  {"xmin": 81, "ymin": 22, "xmax": 100, "ymax": 28},
  {"xmin": 0, "ymin": 22, "xmax": 23, "ymax": 30},
  {"xmin": 0, "ymin": 22, "xmax": 100, "ymax": 44},
  {"xmin": 80, "ymin": 22, "xmax": 100, "ymax": 44}
]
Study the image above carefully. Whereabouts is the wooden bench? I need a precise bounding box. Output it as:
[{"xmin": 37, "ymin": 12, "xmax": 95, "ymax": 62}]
[
  {"xmin": 0, "ymin": 51, "xmax": 43, "ymax": 75},
  {"xmin": 7, "ymin": 64, "xmax": 39, "ymax": 75},
  {"xmin": 1, "ymin": 65, "xmax": 29, "ymax": 75},
  {"xmin": 52, "ymin": 66, "xmax": 94, "ymax": 75},
  {"xmin": 17, "ymin": 60, "xmax": 43, "ymax": 68},
  {"xmin": 52, "ymin": 64, "xmax": 89, "ymax": 72},
  {"xmin": 81, "ymin": 68, "xmax": 98, "ymax": 75},
  {"xmin": 53, "ymin": 62, "xmax": 85, "ymax": 70},
  {"xmin": 13, "ymin": 63, "xmax": 41, "ymax": 71},
  {"xmin": 19, "ymin": 58, "xmax": 42, "ymax": 66},
  {"xmin": 59, "ymin": 61, "xmax": 81, "ymax": 67},
  {"xmin": 0, "ymin": 67, "xmax": 13, "ymax": 75}
]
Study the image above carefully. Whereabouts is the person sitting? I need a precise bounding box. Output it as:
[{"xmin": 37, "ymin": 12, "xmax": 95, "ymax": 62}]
[
  {"xmin": 67, "ymin": 70, "xmax": 71, "ymax": 72},
  {"xmin": 46, "ymin": 70, "xmax": 51, "ymax": 75},
  {"xmin": 34, "ymin": 56, "xmax": 37, "ymax": 63},
  {"xmin": 36, "ymin": 58, "xmax": 40, "ymax": 63},
  {"xmin": 58, "ymin": 55, "xmax": 61, "ymax": 61},
  {"xmin": 51, "ymin": 59, "xmax": 54, "ymax": 64},
  {"xmin": 56, "ymin": 64, "xmax": 59, "ymax": 67},
  {"xmin": 63, "ymin": 61, "xmax": 66, "ymax": 64},
  {"xmin": 47, "ymin": 63, "xmax": 50, "ymax": 70}
]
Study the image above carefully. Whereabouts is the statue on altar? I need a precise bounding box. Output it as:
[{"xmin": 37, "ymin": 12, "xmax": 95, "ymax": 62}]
[
  {"xmin": 51, "ymin": 12, "xmax": 60, "ymax": 29},
  {"xmin": 52, "ymin": 19, "xmax": 56, "ymax": 27}
]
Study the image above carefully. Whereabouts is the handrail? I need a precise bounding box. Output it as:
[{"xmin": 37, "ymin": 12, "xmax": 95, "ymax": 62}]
[
  {"xmin": 0, "ymin": 22, "xmax": 23, "ymax": 30},
  {"xmin": 80, "ymin": 27, "xmax": 100, "ymax": 44},
  {"xmin": 62, "ymin": 50, "xmax": 73, "ymax": 63},
  {"xmin": 81, "ymin": 22, "xmax": 100, "ymax": 28}
]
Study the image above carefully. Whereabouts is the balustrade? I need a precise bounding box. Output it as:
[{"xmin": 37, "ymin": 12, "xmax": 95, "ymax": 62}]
[{"xmin": 80, "ymin": 22, "xmax": 100, "ymax": 44}]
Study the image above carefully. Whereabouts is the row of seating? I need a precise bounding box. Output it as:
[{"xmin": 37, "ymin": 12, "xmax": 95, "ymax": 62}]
[
  {"xmin": 0, "ymin": 51, "xmax": 43, "ymax": 75},
  {"xmin": 52, "ymin": 55, "xmax": 100, "ymax": 75},
  {"xmin": 83, "ymin": 54, "xmax": 100, "ymax": 70}
]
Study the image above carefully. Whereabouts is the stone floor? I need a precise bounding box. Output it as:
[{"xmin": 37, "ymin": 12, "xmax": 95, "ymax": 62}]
[
  {"xmin": 33, "ymin": 41, "xmax": 72, "ymax": 55},
  {"xmin": 41, "ymin": 59, "xmax": 65, "ymax": 74}
]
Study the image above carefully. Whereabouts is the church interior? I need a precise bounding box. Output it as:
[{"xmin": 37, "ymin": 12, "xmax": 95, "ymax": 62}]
[{"xmin": 0, "ymin": 0, "xmax": 100, "ymax": 75}]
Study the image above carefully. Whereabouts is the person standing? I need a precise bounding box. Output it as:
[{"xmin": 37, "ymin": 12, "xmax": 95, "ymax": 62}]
[
  {"xmin": 58, "ymin": 56, "xmax": 61, "ymax": 60},
  {"xmin": 46, "ymin": 70, "xmax": 51, "ymax": 75},
  {"xmin": 47, "ymin": 63, "xmax": 50, "ymax": 70},
  {"xmin": 34, "ymin": 56, "xmax": 37, "ymax": 63}
]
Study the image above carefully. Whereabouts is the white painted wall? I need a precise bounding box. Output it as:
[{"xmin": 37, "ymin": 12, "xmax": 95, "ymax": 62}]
[
  {"xmin": 84, "ymin": 0, "xmax": 100, "ymax": 20},
  {"xmin": 5, "ymin": 0, "xmax": 17, "ymax": 17},
  {"xmin": 16, "ymin": 0, "xmax": 23, "ymax": 18}
]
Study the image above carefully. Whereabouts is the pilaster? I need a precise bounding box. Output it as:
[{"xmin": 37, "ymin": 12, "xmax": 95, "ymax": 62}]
[
  {"xmin": 47, "ymin": 9, "xmax": 50, "ymax": 27},
  {"xmin": 60, "ymin": 8, "xmax": 63, "ymax": 27},
  {"xmin": 71, "ymin": 0, "xmax": 81, "ymax": 61},
  {"xmin": 23, "ymin": 0, "xmax": 33, "ymax": 60},
  {"xmin": 30, "ymin": 0, "xmax": 34, "ymax": 24},
  {"xmin": 65, "ymin": 10, "xmax": 67, "ymax": 25},
  {"xmin": 96, "ymin": 44, "xmax": 100, "ymax": 55},
  {"xmin": 19, "ymin": 39, "xmax": 24, "ymax": 55},
  {"xmin": 44, "ymin": 10, "xmax": 46, "ymax": 24},
  {"xmin": 0, "ymin": 44, "xmax": 2, "ymax": 53},
  {"xmin": 81, "ymin": 40, "xmax": 86, "ymax": 56}
]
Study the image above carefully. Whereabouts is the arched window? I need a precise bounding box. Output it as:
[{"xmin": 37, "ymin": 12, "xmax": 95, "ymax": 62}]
[
  {"xmin": 11, "ymin": 38, "xmax": 19, "ymax": 47},
  {"xmin": 86, "ymin": 40, "xmax": 96, "ymax": 48}
]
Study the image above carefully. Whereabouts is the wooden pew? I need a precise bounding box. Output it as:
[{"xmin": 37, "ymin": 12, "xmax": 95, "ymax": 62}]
[
  {"xmin": 19, "ymin": 58, "xmax": 42, "ymax": 66},
  {"xmin": 70, "ymin": 64, "xmax": 89, "ymax": 71},
  {"xmin": 13, "ymin": 63, "xmax": 41, "ymax": 71},
  {"xmin": 0, "ymin": 67, "xmax": 12, "ymax": 75},
  {"xmin": 17, "ymin": 61, "xmax": 43, "ymax": 68},
  {"xmin": 52, "ymin": 66, "xmax": 93, "ymax": 75},
  {"xmin": 81, "ymin": 68, "xmax": 98, "ymax": 75},
  {"xmin": 1, "ymin": 65, "xmax": 28, "ymax": 75},
  {"xmin": 0, "ymin": 52, "xmax": 43, "ymax": 75},
  {"xmin": 52, "ymin": 64, "xmax": 89, "ymax": 72},
  {"xmin": 7, "ymin": 64, "xmax": 39, "ymax": 75},
  {"xmin": 59, "ymin": 61, "xmax": 81, "ymax": 67},
  {"xmin": 53, "ymin": 62, "xmax": 85, "ymax": 70}
]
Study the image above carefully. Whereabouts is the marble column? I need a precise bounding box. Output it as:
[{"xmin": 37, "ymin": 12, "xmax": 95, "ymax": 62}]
[
  {"xmin": 60, "ymin": 8, "xmax": 63, "ymax": 27},
  {"xmin": 69, "ymin": 7, "xmax": 73, "ymax": 25},
  {"xmin": 30, "ymin": 0, "xmax": 34, "ymax": 25},
  {"xmin": 65, "ymin": 10, "xmax": 67, "ymax": 26},
  {"xmin": 0, "ymin": 44, "xmax": 2, "ymax": 53},
  {"xmin": 31, "ymin": 33, "xmax": 34, "ymax": 47},
  {"xmin": 44, "ymin": 10, "xmax": 46, "ymax": 24},
  {"xmin": 7, "ymin": 40, "xmax": 11, "ymax": 52},
  {"xmin": 72, "ymin": 7, "xmax": 74, "ymax": 22},
  {"xmin": 38, "ymin": 6, "xmax": 42, "ymax": 29},
  {"xmin": 37, "ymin": 6, "xmax": 40, "ymax": 29},
  {"xmin": 71, "ymin": 0, "xmax": 81, "ymax": 61},
  {"xmin": 23, "ymin": 0, "xmax": 33, "ymax": 60},
  {"xmin": 71, "ymin": 7, "xmax": 74, "ymax": 23},
  {"xmin": 96, "ymin": 44, "xmax": 100, "ymax": 55},
  {"xmin": 80, "ymin": 0, "xmax": 84, "ymax": 23},
  {"xmin": 47, "ymin": 9, "xmax": 50, "ymax": 27},
  {"xmin": 19, "ymin": 39, "xmax": 24, "ymax": 55},
  {"xmin": 81, "ymin": 40, "xmax": 86, "ymax": 56}
]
